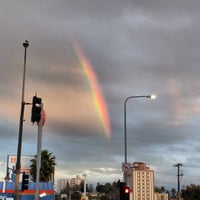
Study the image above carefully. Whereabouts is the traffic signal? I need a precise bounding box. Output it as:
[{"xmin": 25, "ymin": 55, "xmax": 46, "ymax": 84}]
[
  {"xmin": 22, "ymin": 172, "xmax": 29, "ymax": 191},
  {"xmin": 123, "ymin": 186, "xmax": 130, "ymax": 195},
  {"xmin": 120, "ymin": 182, "xmax": 130, "ymax": 200},
  {"xmin": 31, "ymin": 95, "xmax": 42, "ymax": 123}
]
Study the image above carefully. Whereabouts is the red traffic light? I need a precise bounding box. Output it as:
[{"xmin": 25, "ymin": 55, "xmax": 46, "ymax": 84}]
[
  {"xmin": 124, "ymin": 186, "xmax": 130, "ymax": 194},
  {"xmin": 120, "ymin": 182, "xmax": 130, "ymax": 200}
]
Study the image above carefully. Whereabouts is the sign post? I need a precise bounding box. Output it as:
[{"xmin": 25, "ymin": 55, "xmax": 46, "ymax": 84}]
[{"xmin": 35, "ymin": 103, "xmax": 43, "ymax": 200}]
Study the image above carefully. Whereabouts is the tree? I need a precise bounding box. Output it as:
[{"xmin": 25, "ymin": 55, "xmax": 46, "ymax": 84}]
[
  {"xmin": 154, "ymin": 186, "xmax": 166, "ymax": 193},
  {"xmin": 96, "ymin": 183, "xmax": 105, "ymax": 193},
  {"xmin": 160, "ymin": 186, "xmax": 165, "ymax": 193},
  {"xmin": 61, "ymin": 181, "xmax": 70, "ymax": 198},
  {"xmin": 88, "ymin": 184, "xmax": 94, "ymax": 193},
  {"xmin": 30, "ymin": 149, "xmax": 56, "ymax": 182},
  {"xmin": 100, "ymin": 195, "xmax": 111, "ymax": 200},
  {"xmin": 111, "ymin": 180, "xmax": 120, "ymax": 200},
  {"xmin": 182, "ymin": 184, "xmax": 200, "ymax": 200},
  {"xmin": 96, "ymin": 180, "xmax": 120, "ymax": 200},
  {"xmin": 171, "ymin": 188, "xmax": 176, "ymax": 199},
  {"xmin": 71, "ymin": 191, "xmax": 81, "ymax": 200},
  {"xmin": 79, "ymin": 180, "xmax": 89, "ymax": 193}
]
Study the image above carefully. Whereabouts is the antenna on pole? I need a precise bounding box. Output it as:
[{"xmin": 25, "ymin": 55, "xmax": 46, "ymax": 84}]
[{"xmin": 173, "ymin": 163, "xmax": 183, "ymax": 200}]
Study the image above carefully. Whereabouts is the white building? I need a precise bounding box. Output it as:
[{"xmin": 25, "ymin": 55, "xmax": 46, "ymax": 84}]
[
  {"xmin": 132, "ymin": 162, "xmax": 154, "ymax": 200},
  {"xmin": 57, "ymin": 175, "xmax": 83, "ymax": 193},
  {"xmin": 154, "ymin": 193, "xmax": 168, "ymax": 200},
  {"xmin": 57, "ymin": 178, "xmax": 70, "ymax": 193},
  {"xmin": 70, "ymin": 175, "xmax": 82, "ymax": 188}
]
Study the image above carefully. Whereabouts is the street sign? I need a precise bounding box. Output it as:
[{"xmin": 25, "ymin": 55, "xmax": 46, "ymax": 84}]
[{"xmin": 122, "ymin": 163, "xmax": 131, "ymax": 172}]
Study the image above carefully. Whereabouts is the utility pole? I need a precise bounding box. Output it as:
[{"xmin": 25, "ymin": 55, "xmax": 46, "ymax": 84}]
[
  {"xmin": 14, "ymin": 40, "xmax": 29, "ymax": 200},
  {"xmin": 173, "ymin": 163, "xmax": 183, "ymax": 200}
]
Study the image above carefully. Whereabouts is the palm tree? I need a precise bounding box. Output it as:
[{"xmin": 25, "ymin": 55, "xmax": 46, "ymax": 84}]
[{"xmin": 30, "ymin": 149, "xmax": 56, "ymax": 182}]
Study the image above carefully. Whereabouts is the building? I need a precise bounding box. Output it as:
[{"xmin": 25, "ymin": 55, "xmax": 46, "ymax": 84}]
[
  {"xmin": 132, "ymin": 162, "xmax": 154, "ymax": 200},
  {"xmin": 70, "ymin": 175, "xmax": 82, "ymax": 188},
  {"xmin": 56, "ymin": 175, "xmax": 83, "ymax": 193},
  {"xmin": 154, "ymin": 192, "xmax": 168, "ymax": 200},
  {"xmin": 56, "ymin": 179, "xmax": 70, "ymax": 193}
]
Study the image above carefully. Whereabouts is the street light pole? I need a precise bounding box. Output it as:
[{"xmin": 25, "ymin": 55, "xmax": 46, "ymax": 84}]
[
  {"xmin": 14, "ymin": 41, "xmax": 29, "ymax": 200},
  {"xmin": 82, "ymin": 174, "xmax": 87, "ymax": 196},
  {"xmin": 124, "ymin": 95, "xmax": 156, "ymax": 185}
]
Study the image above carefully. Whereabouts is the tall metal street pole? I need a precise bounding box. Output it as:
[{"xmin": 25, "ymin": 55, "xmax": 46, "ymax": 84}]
[
  {"xmin": 14, "ymin": 40, "xmax": 29, "ymax": 200},
  {"xmin": 124, "ymin": 95, "xmax": 156, "ymax": 185}
]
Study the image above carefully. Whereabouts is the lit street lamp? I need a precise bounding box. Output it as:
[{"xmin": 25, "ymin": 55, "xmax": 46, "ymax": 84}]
[{"xmin": 124, "ymin": 95, "xmax": 156, "ymax": 185}]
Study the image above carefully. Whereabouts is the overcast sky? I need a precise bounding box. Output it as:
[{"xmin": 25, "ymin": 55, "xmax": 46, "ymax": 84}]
[{"xmin": 1, "ymin": 0, "xmax": 200, "ymax": 190}]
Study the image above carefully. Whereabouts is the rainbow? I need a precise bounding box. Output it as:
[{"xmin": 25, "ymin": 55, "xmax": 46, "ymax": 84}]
[{"xmin": 71, "ymin": 39, "xmax": 111, "ymax": 139}]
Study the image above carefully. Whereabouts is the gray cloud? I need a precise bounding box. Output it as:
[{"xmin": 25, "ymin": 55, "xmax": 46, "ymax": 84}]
[{"xmin": 1, "ymin": 0, "xmax": 200, "ymax": 190}]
